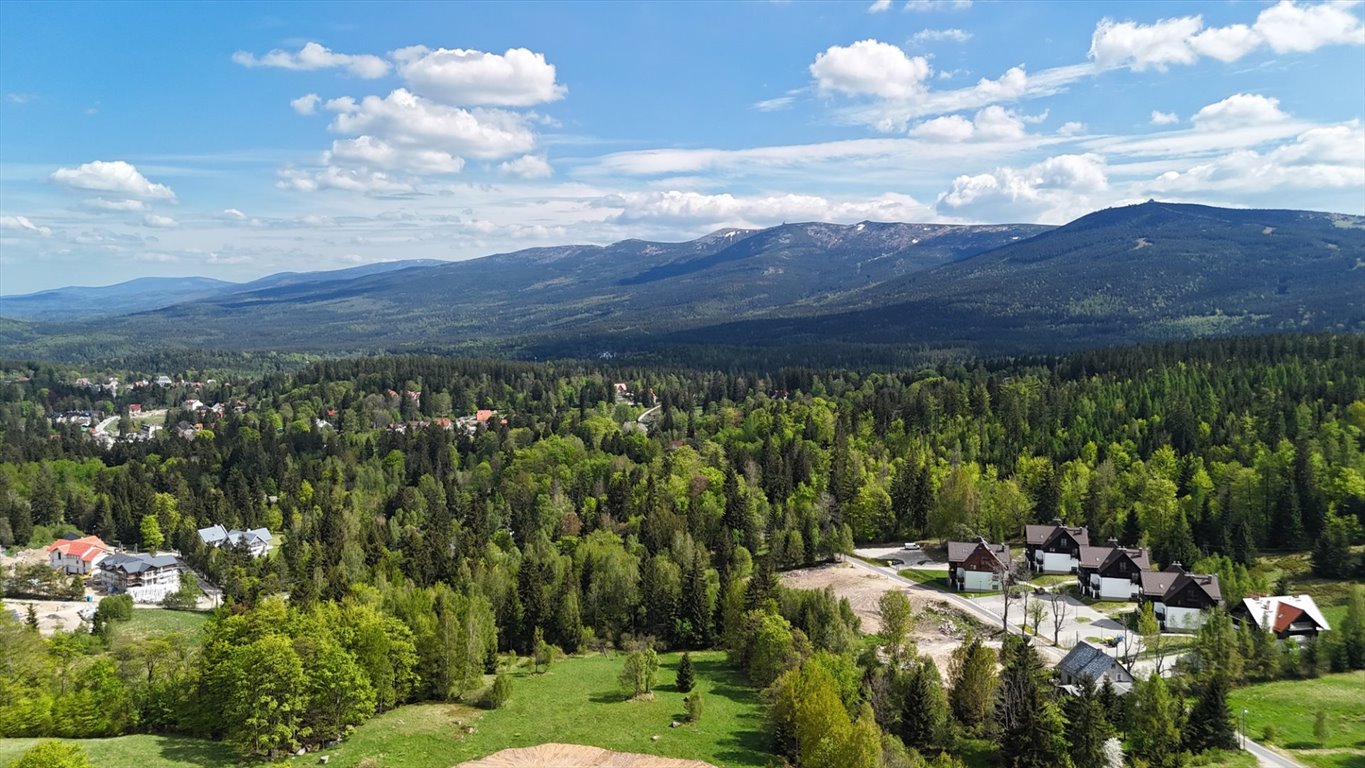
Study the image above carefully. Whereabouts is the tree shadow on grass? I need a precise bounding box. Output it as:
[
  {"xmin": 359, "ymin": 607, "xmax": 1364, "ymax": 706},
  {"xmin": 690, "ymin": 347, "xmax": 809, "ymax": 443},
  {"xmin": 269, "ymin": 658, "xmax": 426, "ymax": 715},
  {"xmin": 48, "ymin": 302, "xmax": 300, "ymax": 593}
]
[
  {"xmin": 588, "ymin": 690, "xmax": 629, "ymax": 705},
  {"xmin": 152, "ymin": 735, "xmax": 238, "ymax": 767}
]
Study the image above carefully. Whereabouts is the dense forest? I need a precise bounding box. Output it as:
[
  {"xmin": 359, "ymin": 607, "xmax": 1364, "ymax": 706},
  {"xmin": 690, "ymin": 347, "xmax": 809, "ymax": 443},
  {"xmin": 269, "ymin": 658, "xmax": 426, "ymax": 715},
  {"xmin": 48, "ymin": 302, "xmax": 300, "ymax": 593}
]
[{"xmin": 2, "ymin": 333, "xmax": 1364, "ymax": 765}]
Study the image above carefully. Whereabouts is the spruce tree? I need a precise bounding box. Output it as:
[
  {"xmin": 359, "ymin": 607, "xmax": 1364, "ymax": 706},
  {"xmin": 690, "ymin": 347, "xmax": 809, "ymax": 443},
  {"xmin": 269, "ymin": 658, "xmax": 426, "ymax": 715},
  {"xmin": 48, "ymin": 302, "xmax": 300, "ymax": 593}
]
[
  {"xmin": 900, "ymin": 658, "xmax": 947, "ymax": 752},
  {"xmin": 948, "ymin": 632, "xmax": 997, "ymax": 732},
  {"xmin": 676, "ymin": 651, "xmax": 695, "ymax": 693},
  {"xmin": 1129, "ymin": 673, "xmax": 1183, "ymax": 768},
  {"xmin": 1062, "ymin": 676, "xmax": 1113, "ymax": 768},
  {"xmin": 995, "ymin": 635, "xmax": 1072, "ymax": 768},
  {"xmin": 1184, "ymin": 672, "xmax": 1237, "ymax": 753}
]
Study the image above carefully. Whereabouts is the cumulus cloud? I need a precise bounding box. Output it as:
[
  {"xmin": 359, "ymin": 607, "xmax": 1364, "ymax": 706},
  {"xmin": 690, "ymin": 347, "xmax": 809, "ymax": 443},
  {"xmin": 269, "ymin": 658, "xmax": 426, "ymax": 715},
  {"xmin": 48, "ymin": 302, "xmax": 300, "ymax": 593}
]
[
  {"xmin": 1148, "ymin": 122, "xmax": 1365, "ymax": 193},
  {"xmin": 291, "ymin": 93, "xmax": 321, "ymax": 115},
  {"xmin": 0, "ymin": 215, "xmax": 52, "ymax": 236},
  {"xmin": 911, "ymin": 28, "xmax": 973, "ymax": 44},
  {"xmin": 1191, "ymin": 93, "xmax": 1289, "ymax": 131},
  {"xmin": 910, "ymin": 105, "xmax": 1035, "ymax": 141},
  {"xmin": 1089, "ymin": 1, "xmax": 1364, "ymax": 72},
  {"xmin": 499, "ymin": 154, "xmax": 553, "ymax": 179},
  {"xmin": 142, "ymin": 214, "xmax": 178, "ymax": 228},
  {"xmin": 232, "ymin": 42, "xmax": 390, "ymax": 78},
  {"xmin": 868, "ymin": 0, "xmax": 892, "ymax": 12},
  {"xmin": 603, "ymin": 190, "xmax": 936, "ymax": 227},
  {"xmin": 938, "ymin": 153, "xmax": 1108, "ymax": 222},
  {"xmin": 50, "ymin": 160, "xmax": 175, "ymax": 199},
  {"xmin": 392, "ymin": 46, "xmax": 566, "ymax": 106},
  {"xmin": 1150, "ymin": 110, "xmax": 1180, "ymax": 125},
  {"xmin": 223, "ymin": 208, "xmax": 248, "ymax": 220},
  {"xmin": 85, "ymin": 198, "xmax": 146, "ymax": 212},
  {"xmin": 327, "ymin": 89, "xmax": 537, "ymax": 160},
  {"xmin": 810, "ymin": 40, "xmax": 931, "ymax": 100}
]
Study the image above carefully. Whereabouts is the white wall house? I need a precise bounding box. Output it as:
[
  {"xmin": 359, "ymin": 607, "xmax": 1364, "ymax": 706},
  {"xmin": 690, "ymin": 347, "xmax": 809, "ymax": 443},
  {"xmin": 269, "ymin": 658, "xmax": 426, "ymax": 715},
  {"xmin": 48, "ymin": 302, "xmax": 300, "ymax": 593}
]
[
  {"xmin": 95, "ymin": 553, "xmax": 181, "ymax": 603},
  {"xmin": 46, "ymin": 535, "xmax": 112, "ymax": 575}
]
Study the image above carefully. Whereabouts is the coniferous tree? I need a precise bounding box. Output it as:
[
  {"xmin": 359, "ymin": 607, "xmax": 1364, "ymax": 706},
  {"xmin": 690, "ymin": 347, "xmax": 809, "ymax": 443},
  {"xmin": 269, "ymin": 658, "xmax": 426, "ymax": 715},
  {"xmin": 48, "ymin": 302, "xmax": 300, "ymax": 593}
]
[
  {"xmin": 1062, "ymin": 676, "xmax": 1113, "ymax": 768},
  {"xmin": 1128, "ymin": 673, "xmax": 1183, "ymax": 768},
  {"xmin": 1184, "ymin": 672, "xmax": 1237, "ymax": 753},
  {"xmin": 676, "ymin": 651, "xmax": 695, "ymax": 693},
  {"xmin": 995, "ymin": 636, "xmax": 1072, "ymax": 768},
  {"xmin": 900, "ymin": 657, "xmax": 947, "ymax": 752},
  {"xmin": 948, "ymin": 632, "xmax": 997, "ymax": 732}
]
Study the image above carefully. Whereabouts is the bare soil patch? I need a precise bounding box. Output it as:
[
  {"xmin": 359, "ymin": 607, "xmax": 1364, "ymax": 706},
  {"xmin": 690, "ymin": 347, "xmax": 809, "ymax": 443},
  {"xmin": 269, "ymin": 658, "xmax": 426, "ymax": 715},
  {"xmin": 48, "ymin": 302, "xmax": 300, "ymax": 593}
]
[{"xmin": 455, "ymin": 743, "xmax": 718, "ymax": 768}]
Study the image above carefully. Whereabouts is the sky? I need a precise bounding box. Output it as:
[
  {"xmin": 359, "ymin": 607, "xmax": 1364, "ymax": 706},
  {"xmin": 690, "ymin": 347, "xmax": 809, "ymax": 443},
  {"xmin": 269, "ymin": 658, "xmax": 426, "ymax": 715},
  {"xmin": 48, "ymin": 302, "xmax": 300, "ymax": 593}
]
[{"xmin": 1, "ymin": 0, "xmax": 1363, "ymax": 294}]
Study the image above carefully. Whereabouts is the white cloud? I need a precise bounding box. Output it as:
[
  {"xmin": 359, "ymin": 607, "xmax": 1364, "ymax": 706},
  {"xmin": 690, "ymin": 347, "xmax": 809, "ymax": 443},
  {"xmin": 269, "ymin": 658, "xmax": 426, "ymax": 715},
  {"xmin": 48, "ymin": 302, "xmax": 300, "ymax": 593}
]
[
  {"xmin": 1148, "ymin": 121, "xmax": 1365, "ymax": 193},
  {"xmin": 85, "ymin": 198, "xmax": 146, "ymax": 212},
  {"xmin": 223, "ymin": 208, "xmax": 248, "ymax": 220},
  {"xmin": 1058, "ymin": 121, "xmax": 1087, "ymax": 136},
  {"xmin": 938, "ymin": 153, "xmax": 1109, "ymax": 222},
  {"xmin": 232, "ymin": 42, "xmax": 390, "ymax": 78},
  {"xmin": 810, "ymin": 39, "xmax": 931, "ymax": 100},
  {"xmin": 754, "ymin": 94, "xmax": 797, "ymax": 111},
  {"xmin": 905, "ymin": 0, "xmax": 972, "ymax": 11},
  {"xmin": 277, "ymin": 166, "xmax": 415, "ymax": 194},
  {"xmin": 291, "ymin": 93, "xmax": 321, "ymax": 115},
  {"xmin": 1150, "ymin": 110, "xmax": 1180, "ymax": 125},
  {"xmin": 6, "ymin": 93, "xmax": 35, "ymax": 105},
  {"xmin": 603, "ymin": 190, "xmax": 937, "ymax": 227},
  {"xmin": 910, "ymin": 105, "xmax": 1035, "ymax": 141},
  {"xmin": 499, "ymin": 154, "xmax": 553, "ymax": 179},
  {"xmin": 0, "ymin": 215, "xmax": 52, "ymax": 236},
  {"xmin": 143, "ymin": 214, "xmax": 179, "ymax": 228},
  {"xmin": 1089, "ymin": 2, "xmax": 1364, "ymax": 72},
  {"xmin": 326, "ymin": 135, "xmax": 466, "ymax": 174},
  {"xmin": 911, "ymin": 28, "xmax": 973, "ymax": 44},
  {"xmin": 392, "ymin": 46, "xmax": 566, "ymax": 106},
  {"xmin": 868, "ymin": 0, "xmax": 892, "ymax": 13},
  {"xmin": 327, "ymin": 89, "xmax": 536, "ymax": 160},
  {"xmin": 1191, "ymin": 93, "xmax": 1289, "ymax": 131},
  {"xmin": 50, "ymin": 160, "xmax": 175, "ymax": 199}
]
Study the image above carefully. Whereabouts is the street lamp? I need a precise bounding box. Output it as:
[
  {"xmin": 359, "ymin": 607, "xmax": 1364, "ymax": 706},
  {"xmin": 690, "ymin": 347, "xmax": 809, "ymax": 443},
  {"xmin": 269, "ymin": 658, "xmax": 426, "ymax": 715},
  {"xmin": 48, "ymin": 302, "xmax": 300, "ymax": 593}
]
[{"xmin": 1241, "ymin": 708, "xmax": 1248, "ymax": 749}]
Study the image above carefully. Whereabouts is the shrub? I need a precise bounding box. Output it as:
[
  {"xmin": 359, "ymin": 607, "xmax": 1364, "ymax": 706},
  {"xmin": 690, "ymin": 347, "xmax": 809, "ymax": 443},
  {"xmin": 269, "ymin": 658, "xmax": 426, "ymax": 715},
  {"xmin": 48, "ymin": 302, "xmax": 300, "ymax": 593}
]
[
  {"xmin": 1260, "ymin": 724, "xmax": 1276, "ymax": 743},
  {"xmin": 684, "ymin": 690, "xmax": 703, "ymax": 723},
  {"xmin": 13, "ymin": 740, "xmax": 94, "ymax": 768},
  {"xmin": 482, "ymin": 670, "xmax": 512, "ymax": 709}
]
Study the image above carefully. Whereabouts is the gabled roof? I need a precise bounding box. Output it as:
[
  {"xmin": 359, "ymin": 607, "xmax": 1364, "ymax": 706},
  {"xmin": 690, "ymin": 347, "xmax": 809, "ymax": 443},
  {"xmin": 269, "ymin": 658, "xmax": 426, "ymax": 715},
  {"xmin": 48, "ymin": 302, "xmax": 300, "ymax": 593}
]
[
  {"xmin": 1170, "ymin": 572, "xmax": 1222, "ymax": 603},
  {"xmin": 198, "ymin": 524, "xmax": 229, "ymax": 545},
  {"xmin": 1057, "ymin": 641, "xmax": 1131, "ymax": 683},
  {"xmin": 1139, "ymin": 569, "xmax": 1178, "ymax": 598},
  {"xmin": 947, "ymin": 539, "xmax": 1011, "ymax": 569},
  {"xmin": 1099, "ymin": 547, "xmax": 1150, "ymax": 572},
  {"xmin": 48, "ymin": 535, "xmax": 112, "ymax": 562},
  {"xmin": 1240, "ymin": 595, "xmax": 1331, "ymax": 632},
  {"xmin": 1025, "ymin": 521, "xmax": 1090, "ymax": 548},
  {"xmin": 1141, "ymin": 566, "xmax": 1220, "ymax": 603}
]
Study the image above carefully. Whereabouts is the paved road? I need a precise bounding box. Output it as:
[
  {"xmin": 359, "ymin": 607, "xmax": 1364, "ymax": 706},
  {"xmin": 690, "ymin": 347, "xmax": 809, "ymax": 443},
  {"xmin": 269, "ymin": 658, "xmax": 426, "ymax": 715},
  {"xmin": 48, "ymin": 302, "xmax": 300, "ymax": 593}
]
[{"xmin": 1239, "ymin": 733, "xmax": 1305, "ymax": 768}]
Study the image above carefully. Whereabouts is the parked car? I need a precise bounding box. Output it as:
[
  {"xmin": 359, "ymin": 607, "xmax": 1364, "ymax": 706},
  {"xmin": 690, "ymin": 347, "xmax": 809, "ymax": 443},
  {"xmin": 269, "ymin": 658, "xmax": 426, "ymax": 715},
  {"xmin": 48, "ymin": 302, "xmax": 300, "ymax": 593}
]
[{"xmin": 903, "ymin": 542, "xmax": 922, "ymax": 551}]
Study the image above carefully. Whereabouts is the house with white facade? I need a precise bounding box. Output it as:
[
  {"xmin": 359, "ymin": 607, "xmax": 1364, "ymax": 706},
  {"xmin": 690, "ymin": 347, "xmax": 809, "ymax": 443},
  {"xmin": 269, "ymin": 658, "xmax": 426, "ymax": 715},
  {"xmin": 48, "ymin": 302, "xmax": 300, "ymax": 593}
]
[
  {"xmin": 1056, "ymin": 641, "xmax": 1135, "ymax": 695},
  {"xmin": 1076, "ymin": 540, "xmax": 1151, "ymax": 601},
  {"xmin": 46, "ymin": 535, "xmax": 113, "ymax": 575},
  {"xmin": 1139, "ymin": 563, "xmax": 1221, "ymax": 632},
  {"xmin": 947, "ymin": 537, "xmax": 1012, "ymax": 592},
  {"xmin": 95, "ymin": 552, "xmax": 181, "ymax": 603},
  {"xmin": 1024, "ymin": 520, "xmax": 1090, "ymax": 574}
]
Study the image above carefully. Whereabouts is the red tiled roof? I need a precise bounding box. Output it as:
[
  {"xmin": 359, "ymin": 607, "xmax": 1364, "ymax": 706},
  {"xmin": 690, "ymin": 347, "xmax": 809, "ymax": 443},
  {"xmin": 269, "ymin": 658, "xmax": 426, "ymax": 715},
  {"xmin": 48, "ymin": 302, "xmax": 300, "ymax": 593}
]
[{"xmin": 1273, "ymin": 604, "xmax": 1306, "ymax": 634}]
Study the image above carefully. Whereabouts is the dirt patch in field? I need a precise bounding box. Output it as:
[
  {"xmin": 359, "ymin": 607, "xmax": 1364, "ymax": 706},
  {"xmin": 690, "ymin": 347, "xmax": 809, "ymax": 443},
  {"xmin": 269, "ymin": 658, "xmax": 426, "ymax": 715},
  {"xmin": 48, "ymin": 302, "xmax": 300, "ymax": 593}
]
[
  {"xmin": 780, "ymin": 562, "xmax": 999, "ymax": 679},
  {"xmin": 455, "ymin": 743, "xmax": 717, "ymax": 768}
]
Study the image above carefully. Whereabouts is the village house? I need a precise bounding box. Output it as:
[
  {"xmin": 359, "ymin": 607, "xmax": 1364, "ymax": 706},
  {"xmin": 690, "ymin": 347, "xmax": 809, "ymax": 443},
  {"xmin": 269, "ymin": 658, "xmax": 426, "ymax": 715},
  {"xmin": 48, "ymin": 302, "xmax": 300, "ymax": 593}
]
[
  {"xmin": 947, "ymin": 537, "xmax": 1012, "ymax": 592},
  {"xmin": 46, "ymin": 535, "xmax": 113, "ymax": 575},
  {"xmin": 197, "ymin": 524, "xmax": 274, "ymax": 557},
  {"xmin": 95, "ymin": 552, "xmax": 181, "ymax": 603},
  {"xmin": 1076, "ymin": 539, "xmax": 1151, "ymax": 601},
  {"xmin": 1139, "ymin": 563, "xmax": 1222, "ymax": 631},
  {"xmin": 1024, "ymin": 519, "xmax": 1090, "ymax": 574},
  {"xmin": 1231, "ymin": 594, "xmax": 1331, "ymax": 641},
  {"xmin": 1055, "ymin": 641, "xmax": 1135, "ymax": 695}
]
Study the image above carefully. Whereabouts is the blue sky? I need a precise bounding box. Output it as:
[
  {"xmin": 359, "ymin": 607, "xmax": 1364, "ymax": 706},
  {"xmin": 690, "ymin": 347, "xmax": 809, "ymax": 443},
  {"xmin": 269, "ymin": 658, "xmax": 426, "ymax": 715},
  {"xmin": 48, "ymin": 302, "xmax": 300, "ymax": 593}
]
[{"xmin": 2, "ymin": 0, "xmax": 1363, "ymax": 293}]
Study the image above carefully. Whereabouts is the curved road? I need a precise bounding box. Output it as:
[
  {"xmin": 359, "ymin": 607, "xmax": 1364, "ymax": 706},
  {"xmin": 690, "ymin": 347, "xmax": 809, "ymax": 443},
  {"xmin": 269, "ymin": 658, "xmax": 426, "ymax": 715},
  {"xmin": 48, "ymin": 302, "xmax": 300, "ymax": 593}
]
[{"xmin": 842, "ymin": 556, "xmax": 1303, "ymax": 768}]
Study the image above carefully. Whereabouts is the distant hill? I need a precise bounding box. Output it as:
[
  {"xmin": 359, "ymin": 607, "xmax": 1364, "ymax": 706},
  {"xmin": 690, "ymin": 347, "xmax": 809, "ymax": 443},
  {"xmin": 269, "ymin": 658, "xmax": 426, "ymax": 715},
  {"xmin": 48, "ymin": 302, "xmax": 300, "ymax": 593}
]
[
  {"xmin": 3, "ymin": 202, "xmax": 1361, "ymax": 363},
  {"xmin": 0, "ymin": 260, "xmax": 447, "ymax": 322},
  {"xmin": 1, "ymin": 221, "xmax": 1044, "ymax": 357},
  {"xmin": 665, "ymin": 202, "xmax": 1365, "ymax": 354}
]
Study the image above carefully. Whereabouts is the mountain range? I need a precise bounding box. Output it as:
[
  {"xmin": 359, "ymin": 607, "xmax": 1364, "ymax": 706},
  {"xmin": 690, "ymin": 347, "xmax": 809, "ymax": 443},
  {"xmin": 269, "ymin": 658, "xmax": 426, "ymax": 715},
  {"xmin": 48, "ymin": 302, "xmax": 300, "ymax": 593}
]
[{"xmin": 2, "ymin": 202, "xmax": 1361, "ymax": 363}]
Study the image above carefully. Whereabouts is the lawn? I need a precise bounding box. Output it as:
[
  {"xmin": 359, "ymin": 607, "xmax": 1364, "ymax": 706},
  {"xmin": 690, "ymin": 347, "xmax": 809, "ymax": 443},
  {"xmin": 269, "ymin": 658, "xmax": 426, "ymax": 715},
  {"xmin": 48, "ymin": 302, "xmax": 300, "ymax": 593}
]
[
  {"xmin": 112, "ymin": 608, "xmax": 210, "ymax": 644},
  {"xmin": 0, "ymin": 651, "xmax": 771, "ymax": 768},
  {"xmin": 1228, "ymin": 671, "xmax": 1365, "ymax": 768},
  {"xmin": 0, "ymin": 735, "xmax": 235, "ymax": 768},
  {"xmin": 899, "ymin": 568, "xmax": 954, "ymax": 592}
]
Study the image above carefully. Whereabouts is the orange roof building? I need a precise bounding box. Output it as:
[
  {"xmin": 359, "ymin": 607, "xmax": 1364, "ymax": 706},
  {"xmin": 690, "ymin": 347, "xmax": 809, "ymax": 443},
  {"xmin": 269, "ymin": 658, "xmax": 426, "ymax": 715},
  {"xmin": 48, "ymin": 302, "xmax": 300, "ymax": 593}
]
[{"xmin": 47, "ymin": 535, "xmax": 113, "ymax": 575}]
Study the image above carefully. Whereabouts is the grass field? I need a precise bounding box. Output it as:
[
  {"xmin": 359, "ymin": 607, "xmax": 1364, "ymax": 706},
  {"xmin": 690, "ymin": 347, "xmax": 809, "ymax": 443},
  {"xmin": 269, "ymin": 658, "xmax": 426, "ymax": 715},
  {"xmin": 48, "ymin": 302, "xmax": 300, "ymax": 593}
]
[
  {"xmin": 1, "ymin": 650, "xmax": 772, "ymax": 768},
  {"xmin": 0, "ymin": 735, "xmax": 235, "ymax": 768},
  {"xmin": 898, "ymin": 568, "xmax": 954, "ymax": 592},
  {"xmin": 1228, "ymin": 671, "xmax": 1365, "ymax": 768},
  {"xmin": 112, "ymin": 609, "xmax": 210, "ymax": 644}
]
